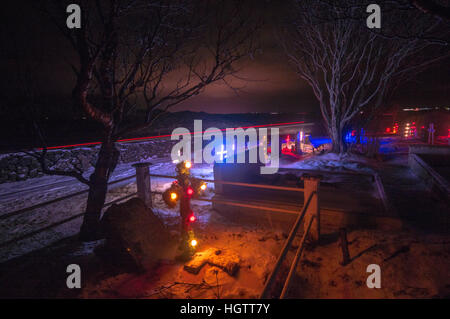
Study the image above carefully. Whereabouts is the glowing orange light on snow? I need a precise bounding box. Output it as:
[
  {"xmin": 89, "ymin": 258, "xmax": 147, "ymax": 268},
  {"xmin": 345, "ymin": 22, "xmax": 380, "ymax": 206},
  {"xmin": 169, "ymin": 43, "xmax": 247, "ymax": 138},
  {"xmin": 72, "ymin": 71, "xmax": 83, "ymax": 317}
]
[
  {"xmin": 185, "ymin": 161, "xmax": 192, "ymax": 169},
  {"xmin": 170, "ymin": 192, "xmax": 177, "ymax": 200},
  {"xmin": 200, "ymin": 183, "xmax": 207, "ymax": 191},
  {"xmin": 190, "ymin": 239, "xmax": 198, "ymax": 247}
]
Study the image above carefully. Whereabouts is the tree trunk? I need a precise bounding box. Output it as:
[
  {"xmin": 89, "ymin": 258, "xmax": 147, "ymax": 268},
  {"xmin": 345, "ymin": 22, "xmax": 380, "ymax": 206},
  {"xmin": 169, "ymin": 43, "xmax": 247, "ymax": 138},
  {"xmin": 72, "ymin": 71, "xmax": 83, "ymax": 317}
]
[
  {"xmin": 330, "ymin": 121, "xmax": 347, "ymax": 154},
  {"xmin": 79, "ymin": 140, "xmax": 120, "ymax": 241}
]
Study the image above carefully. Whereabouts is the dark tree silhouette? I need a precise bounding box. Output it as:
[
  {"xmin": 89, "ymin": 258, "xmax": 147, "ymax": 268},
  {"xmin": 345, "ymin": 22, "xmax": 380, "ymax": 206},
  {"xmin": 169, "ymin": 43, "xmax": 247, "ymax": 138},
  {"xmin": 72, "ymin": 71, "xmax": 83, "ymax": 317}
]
[
  {"xmin": 32, "ymin": 0, "xmax": 261, "ymax": 241},
  {"xmin": 410, "ymin": 0, "xmax": 450, "ymax": 21},
  {"xmin": 281, "ymin": 0, "xmax": 449, "ymax": 153}
]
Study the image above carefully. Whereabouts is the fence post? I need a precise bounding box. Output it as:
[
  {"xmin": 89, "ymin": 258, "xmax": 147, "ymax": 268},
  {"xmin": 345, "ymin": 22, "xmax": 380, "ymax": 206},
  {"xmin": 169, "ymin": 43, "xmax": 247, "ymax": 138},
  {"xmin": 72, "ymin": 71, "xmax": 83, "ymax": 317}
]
[
  {"xmin": 302, "ymin": 174, "xmax": 321, "ymax": 242},
  {"xmin": 295, "ymin": 131, "xmax": 302, "ymax": 154},
  {"xmin": 132, "ymin": 162, "xmax": 152, "ymax": 208},
  {"xmin": 213, "ymin": 163, "xmax": 224, "ymax": 194},
  {"xmin": 428, "ymin": 123, "xmax": 435, "ymax": 145}
]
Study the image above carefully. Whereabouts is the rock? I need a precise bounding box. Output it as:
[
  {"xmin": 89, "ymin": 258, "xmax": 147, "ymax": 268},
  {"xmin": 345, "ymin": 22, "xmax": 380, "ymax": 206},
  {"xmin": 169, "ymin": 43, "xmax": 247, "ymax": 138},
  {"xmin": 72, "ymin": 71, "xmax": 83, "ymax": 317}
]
[
  {"xmin": 8, "ymin": 172, "xmax": 17, "ymax": 181},
  {"xmin": 100, "ymin": 198, "xmax": 173, "ymax": 271},
  {"xmin": 22, "ymin": 157, "xmax": 32, "ymax": 166},
  {"xmin": 29, "ymin": 169, "xmax": 38, "ymax": 178},
  {"xmin": 46, "ymin": 152, "xmax": 57, "ymax": 161},
  {"xmin": 184, "ymin": 247, "xmax": 240, "ymax": 276},
  {"xmin": 17, "ymin": 166, "xmax": 28, "ymax": 175},
  {"xmin": 62, "ymin": 152, "xmax": 70, "ymax": 159},
  {"xmin": 30, "ymin": 160, "xmax": 40, "ymax": 169},
  {"xmin": 78, "ymin": 154, "xmax": 92, "ymax": 171}
]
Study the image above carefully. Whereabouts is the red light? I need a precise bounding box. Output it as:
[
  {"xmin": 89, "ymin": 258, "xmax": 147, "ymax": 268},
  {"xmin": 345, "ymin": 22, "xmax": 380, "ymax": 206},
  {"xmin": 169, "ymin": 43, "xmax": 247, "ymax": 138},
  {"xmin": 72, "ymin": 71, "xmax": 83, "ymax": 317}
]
[
  {"xmin": 189, "ymin": 214, "xmax": 196, "ymax": 222},
  {"xmin": 37, "ymin": 121, "xmax": 305, "ymax": 150},
  {"xmin": 187, "ymin": 187, "xmax": 194, "ymax": 196},
  {"xmin": 386, "ymin": 127, "xmax": 391, "ymax": 133}
]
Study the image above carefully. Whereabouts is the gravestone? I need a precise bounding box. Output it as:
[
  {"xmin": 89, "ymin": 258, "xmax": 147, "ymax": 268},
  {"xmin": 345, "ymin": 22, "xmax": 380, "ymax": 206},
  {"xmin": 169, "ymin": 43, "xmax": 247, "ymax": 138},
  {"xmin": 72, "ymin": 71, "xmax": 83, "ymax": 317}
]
[{"xmin": 99, "ymin": 198, "xmax": 173, "ymax": 271}]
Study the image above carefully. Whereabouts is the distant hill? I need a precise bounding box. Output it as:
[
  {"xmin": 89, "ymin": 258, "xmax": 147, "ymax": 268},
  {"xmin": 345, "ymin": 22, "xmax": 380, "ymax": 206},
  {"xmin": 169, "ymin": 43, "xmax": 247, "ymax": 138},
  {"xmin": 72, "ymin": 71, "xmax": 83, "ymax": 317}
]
[{"xmin": 126, "ymin": 111, "xmax": 317, "ymax": 138}]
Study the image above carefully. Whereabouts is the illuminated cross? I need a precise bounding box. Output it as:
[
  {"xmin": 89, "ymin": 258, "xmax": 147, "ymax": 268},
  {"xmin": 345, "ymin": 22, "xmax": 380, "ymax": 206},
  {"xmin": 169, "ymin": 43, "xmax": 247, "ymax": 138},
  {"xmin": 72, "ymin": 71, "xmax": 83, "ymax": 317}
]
[
  {"xmin": 172, "ymin": 150, "xmax": 182, "ymax": 164},
  {"xmin": 216, "ymin": 144, "xmax": 227, "ymax": 161}
]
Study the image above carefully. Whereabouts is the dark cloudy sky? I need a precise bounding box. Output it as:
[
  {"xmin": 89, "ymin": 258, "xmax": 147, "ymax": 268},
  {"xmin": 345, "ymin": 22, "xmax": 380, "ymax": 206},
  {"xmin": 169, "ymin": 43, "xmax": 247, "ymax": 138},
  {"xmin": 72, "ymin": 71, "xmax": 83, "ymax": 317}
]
[{"xmin": 1, "ymin": 1, "xmax": 449, "ymax": 115}]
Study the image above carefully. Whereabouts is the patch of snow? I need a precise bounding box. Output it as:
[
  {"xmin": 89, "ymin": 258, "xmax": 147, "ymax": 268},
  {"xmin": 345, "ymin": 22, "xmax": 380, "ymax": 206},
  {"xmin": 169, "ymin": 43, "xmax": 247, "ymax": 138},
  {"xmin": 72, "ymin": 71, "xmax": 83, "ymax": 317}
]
[{"xmin": 281, "ymin": 152, "xmax": 375, "ymax": 174}]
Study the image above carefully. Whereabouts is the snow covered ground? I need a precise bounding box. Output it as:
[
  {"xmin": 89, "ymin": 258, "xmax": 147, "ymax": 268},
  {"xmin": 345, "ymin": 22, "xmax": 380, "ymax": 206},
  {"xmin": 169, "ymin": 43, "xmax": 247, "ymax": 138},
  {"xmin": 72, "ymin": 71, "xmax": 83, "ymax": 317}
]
[
  {"xmin": 0, "ymin": 159, "xmax": 214, "ymax": 263},
  {"xmin": 281, "ymin": 152, "xmax": 376, "ymax": 174},
  {"xmin": 1, "ymin": 137, "xmax": 448, "ymax": 299},
  {"xmin": 0, "ymin": 159, "xmax": 287, "ymax": 299},
  {"xmin": 0, "ymin": 143, "xmax": 383, "ymax": 263},
  {"xmin": 78, "ymin": 212, "xmax": 285, "ymax": 299},
  {"xmin": 288, "ymin": 229, "xmax": 450, "ymax": 298}
]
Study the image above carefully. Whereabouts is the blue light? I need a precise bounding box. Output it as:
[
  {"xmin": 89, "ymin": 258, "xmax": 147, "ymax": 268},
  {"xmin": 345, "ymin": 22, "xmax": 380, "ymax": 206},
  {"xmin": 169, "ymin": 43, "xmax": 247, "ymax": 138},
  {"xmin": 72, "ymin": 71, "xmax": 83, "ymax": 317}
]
[{"xmin": 309, "ymin": 137, "xmax": 332, "ymax": 148}]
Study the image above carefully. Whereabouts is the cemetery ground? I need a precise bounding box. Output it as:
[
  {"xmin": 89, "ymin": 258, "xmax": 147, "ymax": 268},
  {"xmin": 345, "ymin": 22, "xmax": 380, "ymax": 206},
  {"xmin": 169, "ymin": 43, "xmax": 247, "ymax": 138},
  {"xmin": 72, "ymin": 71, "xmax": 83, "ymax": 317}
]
[{"xmin": 0, "ymin": 137, "xmax": 448, "ymax": 299}]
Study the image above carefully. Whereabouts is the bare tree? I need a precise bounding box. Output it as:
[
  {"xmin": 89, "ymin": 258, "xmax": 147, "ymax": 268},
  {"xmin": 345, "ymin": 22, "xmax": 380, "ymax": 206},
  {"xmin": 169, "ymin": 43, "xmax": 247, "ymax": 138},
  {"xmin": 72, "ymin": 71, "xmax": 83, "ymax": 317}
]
[
  {"xmin": 410, "ymin": 0, "xmax": 450, "ymax": 21},
  {"xmin": 281, "ymin": 0, "xmax": 449, "ymax": 153},
  {"xmin": 34, "ymin": 0, "xmax": 260, "ymax": 241}
]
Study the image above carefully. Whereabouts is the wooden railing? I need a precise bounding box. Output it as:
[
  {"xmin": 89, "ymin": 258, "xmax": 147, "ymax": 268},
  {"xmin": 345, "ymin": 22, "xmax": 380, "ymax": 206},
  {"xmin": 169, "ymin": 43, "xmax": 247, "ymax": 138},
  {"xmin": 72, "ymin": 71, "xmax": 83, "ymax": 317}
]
[
  {"xmin": 0, "ymin": 175, "xmax": 137, "ymax": 249},
  {"xmin": 149, "ymin": 173, "xmax": 305, "ymax": 193},
  {"xmin": 0, "ymin": 174, "xmax": 137, "ymax": 221},
  {"xmin": 260, "ymin": 191, "xmax": 318, "ymax": 299},
  {"xmin": 0, "ymin": 192, "xmax": 137, "ymax": 249}
]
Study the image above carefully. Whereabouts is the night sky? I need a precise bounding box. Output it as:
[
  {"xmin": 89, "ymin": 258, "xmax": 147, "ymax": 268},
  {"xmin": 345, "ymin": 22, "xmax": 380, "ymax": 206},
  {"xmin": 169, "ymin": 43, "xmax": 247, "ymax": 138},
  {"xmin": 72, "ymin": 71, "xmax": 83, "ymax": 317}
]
[{"xmin": 1, "ymin": 1, "xmax": 449, "ymax": 115}]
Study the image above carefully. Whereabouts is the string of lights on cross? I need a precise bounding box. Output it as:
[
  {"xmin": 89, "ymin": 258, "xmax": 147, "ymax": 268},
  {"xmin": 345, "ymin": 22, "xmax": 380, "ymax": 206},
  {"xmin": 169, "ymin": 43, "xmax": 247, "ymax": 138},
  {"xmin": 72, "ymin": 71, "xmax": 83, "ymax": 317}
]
[{"xmin": 162, "ymin": 161, "xmax": 208, "ymax": 257}]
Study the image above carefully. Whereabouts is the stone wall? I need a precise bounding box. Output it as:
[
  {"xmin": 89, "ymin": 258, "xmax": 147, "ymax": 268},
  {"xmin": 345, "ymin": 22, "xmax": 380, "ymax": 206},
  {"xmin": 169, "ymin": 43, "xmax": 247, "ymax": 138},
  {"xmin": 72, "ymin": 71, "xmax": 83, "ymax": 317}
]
[{"xmin": 0, "ymin": 138, "xmax": 177, "ymax": 184}]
